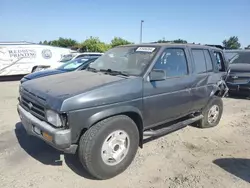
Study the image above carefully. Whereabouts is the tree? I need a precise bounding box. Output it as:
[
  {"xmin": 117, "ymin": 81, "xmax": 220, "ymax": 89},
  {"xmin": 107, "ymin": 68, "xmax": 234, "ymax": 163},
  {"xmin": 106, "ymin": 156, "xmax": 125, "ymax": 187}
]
[
  {"xmin": 47, "ymin": 37, "xmax": 77, "ymax": 48},
  {"xmin": 110, "ymin": 37, "xmax": 133, "ymax": 48},
  {"xmin": 157, "ymin": 37, "xmax": 170, "ymax": 43},
  {"xmin": 156, "ymin": 38, "xmax": 187, "ymax": 43},
  {"xmin": 43, "ymin": 40, "xmax": 48, "ymax": 45},
  {"xmin": 172, "ymin": 39, "xmax": 187, "ymax": 44},
  {"xmin": 246, "ymin": 45, "xmax": 250, "ymax": 49},
  {"xmin": 41, "ymin": 38, "xmax": 77, "ymax": 47},
  {"xmin": 222, "ymin": 36, "xmax": 241, "ymax": 49},
  {"xmin": 81, "ymin": 36, "xmax": 110, "ymax": 52}
]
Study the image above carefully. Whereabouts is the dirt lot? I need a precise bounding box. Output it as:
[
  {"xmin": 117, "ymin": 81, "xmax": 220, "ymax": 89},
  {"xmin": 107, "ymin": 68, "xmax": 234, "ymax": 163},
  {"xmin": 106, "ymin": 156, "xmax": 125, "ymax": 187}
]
[{"xmin": 0, "ymin": 81, "xmax": 250, "ymax": 188}]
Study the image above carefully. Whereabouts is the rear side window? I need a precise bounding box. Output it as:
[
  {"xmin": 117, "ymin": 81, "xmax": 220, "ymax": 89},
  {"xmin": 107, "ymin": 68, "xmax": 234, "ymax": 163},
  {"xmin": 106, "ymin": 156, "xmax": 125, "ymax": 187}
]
[
  {"xmin": 203, "ymin": 50, "xmax": 213, "ymax": 71},
  {"xmin": 191, "ymin": 49, "xmax": 207, "ymax": 73},
  {"xmin": 213, "ymin": 51, "xmax": 226, "ymax": 71}
]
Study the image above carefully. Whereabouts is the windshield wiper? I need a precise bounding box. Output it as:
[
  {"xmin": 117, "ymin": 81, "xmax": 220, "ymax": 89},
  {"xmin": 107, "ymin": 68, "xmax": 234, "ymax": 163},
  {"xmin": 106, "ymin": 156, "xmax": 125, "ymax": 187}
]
[
  {"xmin": 100, "ymin": 69, "xmax": 129, "ymax": 77},
  {"xmin": 86, "ymin": 67, "xmax": 98, "ymax": 72}
]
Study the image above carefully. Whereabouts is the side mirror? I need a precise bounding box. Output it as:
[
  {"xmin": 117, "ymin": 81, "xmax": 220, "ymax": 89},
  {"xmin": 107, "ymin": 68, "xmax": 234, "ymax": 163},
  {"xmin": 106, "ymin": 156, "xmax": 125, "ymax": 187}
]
[{"xmin": 149, "ymin": 69, "xmax": 166, "ymax": 81}]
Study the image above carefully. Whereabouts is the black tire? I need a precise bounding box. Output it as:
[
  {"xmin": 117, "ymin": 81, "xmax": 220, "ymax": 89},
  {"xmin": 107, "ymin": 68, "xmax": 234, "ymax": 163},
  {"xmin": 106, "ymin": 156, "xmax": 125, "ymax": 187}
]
[
  {"xmin": 78, "ymin": 115, "xmax": 139, "ymax": 180},
  {"xmin": 196, "ymin": 96, "xmax": 223, "ymax": 128}
]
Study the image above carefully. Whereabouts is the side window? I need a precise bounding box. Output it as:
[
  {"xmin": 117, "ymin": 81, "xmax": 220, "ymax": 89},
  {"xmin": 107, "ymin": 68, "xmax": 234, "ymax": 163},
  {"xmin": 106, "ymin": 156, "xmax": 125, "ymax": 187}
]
[
  {"xmin": 191, "ymin": 49, "xmax": 207, "ymax": 73},
  {"xmin": 203, "ymin": 50, "xmax": 213, "ymax": 71},
  {"xmin": 153, "ymin": 48, "xmax": 188, "ymax": 77},
  {"xmin": 213, "ymin": 51, "xmax": 225, "ymax": 71}
]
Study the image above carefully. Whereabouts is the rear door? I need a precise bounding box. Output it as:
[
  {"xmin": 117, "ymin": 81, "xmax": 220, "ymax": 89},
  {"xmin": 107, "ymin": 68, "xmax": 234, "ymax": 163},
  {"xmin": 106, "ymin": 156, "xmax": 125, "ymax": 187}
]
[{"xmin": 189, "ymin": 48, "xmax": 215, "ymax": 111}]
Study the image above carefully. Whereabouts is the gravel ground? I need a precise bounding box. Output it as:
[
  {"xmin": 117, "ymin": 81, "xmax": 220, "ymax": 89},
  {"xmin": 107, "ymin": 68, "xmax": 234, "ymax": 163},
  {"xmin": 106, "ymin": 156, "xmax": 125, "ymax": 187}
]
[{"xmin": 0, "ymin": 81, "xmax": 250, "ymax": 188}]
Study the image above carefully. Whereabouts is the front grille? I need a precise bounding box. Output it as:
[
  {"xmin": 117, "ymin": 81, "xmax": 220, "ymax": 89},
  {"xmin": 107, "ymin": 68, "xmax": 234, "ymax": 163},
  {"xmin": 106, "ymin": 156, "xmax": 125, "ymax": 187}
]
[{"xmin": 20, "ymin": 93, "xmax": 46, "ymax": 120}]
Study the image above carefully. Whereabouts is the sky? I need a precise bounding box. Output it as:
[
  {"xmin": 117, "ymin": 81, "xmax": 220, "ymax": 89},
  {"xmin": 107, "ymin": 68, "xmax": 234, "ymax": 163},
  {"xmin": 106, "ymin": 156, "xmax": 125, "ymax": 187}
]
[{"xmin": 1, "ymin": 0, "xmax": 249, "ymax": 47}]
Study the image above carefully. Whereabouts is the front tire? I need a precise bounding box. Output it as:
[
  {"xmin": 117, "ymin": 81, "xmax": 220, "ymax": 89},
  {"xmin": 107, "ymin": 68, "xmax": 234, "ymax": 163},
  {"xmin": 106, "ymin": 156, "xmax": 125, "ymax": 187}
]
[
  {"xmin": 196, "ymin": 96, "xmax": 223, "ymax": 128},
  {"xmin": 78, "ymin": 115, "xmax": 139, "ymax": 180}
]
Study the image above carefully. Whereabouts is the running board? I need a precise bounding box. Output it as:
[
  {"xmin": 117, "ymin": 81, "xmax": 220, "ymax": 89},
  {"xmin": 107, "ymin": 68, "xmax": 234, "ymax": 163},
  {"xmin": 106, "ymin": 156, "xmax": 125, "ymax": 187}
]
[{"xmin": 143, "ymin": 114, "xmax": 204, "ymax": 137}]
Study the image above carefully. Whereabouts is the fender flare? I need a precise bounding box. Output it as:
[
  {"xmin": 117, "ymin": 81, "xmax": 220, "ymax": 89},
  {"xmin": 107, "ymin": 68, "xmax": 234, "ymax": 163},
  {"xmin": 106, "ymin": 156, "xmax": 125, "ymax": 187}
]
[
  {"xmin": 85, "ymin": 105, "xmax": 143, "ymax": 128},
  {"xmin": 82, "ymin": 105, "xmax": 144, "ymax": 147}
]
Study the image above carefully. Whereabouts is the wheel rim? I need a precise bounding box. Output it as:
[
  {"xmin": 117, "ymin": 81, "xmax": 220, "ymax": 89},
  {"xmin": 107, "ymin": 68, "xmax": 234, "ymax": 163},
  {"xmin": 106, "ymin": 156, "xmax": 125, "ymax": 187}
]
[
  {"xmin": 207, "ymin": 105, "xmax": 220, "ymax": 124},
  {"xmin": 101, "ymin": 130, "xmax": 130, "ymax": 166}
]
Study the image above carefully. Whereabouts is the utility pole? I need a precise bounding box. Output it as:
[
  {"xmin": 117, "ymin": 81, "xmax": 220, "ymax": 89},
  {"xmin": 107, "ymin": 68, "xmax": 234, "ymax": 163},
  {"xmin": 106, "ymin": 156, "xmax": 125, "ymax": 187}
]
[{"xmin": 140, "ymin": 20, "xmax": 144, "ymax": 43}]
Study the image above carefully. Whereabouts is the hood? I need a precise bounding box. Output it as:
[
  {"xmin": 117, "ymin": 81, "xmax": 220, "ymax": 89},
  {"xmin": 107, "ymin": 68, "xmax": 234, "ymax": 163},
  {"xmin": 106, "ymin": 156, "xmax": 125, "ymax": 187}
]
[
  {"xmin": 22, "ymin": 70, "xmax": 125, "ymax": 110},
  {"xmin": 229, "ymin": 63, "xmax": 250, "ymax": 72},
  {"xmin": 24, "ymin": 69, "xmax": 67, "ymax": 80}
]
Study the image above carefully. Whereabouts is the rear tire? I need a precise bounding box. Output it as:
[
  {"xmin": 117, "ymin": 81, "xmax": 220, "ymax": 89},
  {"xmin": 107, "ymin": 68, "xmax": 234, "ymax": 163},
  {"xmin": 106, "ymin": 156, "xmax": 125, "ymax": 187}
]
[
  {"xmin": 196, "ymin": 96, "xmax": 223, "ymax": 128},
  {"xmin": 78, "ymin": 115, "xmax": 139, "ymax": 180}
]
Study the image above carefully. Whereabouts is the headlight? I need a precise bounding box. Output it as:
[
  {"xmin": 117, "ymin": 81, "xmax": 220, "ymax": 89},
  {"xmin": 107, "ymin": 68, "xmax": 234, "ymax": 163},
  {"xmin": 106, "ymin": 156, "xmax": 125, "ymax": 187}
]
[{"xmin": 46, "ymin": 110, "xmax": 62, "ymax": 127}]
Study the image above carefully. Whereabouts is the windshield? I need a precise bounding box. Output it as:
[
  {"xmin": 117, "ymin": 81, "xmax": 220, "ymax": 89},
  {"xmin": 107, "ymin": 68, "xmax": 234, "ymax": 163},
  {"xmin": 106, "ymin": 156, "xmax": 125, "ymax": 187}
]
[
  {"xmin": 57, "ymin": 58, "xmax": 93, "ymax": 71},
  {"xmin": 60, "ymin": 54, "xmax": 76, "ymax": 62},
  {"xmin": 225, "ymin": 51, "xmax": 250, "ymax": 64},
  {"xmin": 88, "ymin": 46, "xmax": 158, "ymax": 76}
]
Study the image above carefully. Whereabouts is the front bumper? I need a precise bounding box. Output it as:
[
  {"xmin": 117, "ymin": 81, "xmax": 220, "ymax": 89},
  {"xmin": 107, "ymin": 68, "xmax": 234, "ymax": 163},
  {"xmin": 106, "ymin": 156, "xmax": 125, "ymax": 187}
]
[
  {"xmin": 17, "ymin": 105, "xmax": 77, "ymax": 154},
  {"xmin": 227, "ymin": 82, "xmax": 250, "ymax": 96}
]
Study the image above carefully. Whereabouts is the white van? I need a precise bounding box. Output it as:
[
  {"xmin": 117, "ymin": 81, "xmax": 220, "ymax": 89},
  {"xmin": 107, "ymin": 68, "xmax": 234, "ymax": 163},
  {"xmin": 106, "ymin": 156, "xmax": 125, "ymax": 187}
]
[{"xmin": 0, "ymin": 41, "xmax": 75, "ymax": 76}]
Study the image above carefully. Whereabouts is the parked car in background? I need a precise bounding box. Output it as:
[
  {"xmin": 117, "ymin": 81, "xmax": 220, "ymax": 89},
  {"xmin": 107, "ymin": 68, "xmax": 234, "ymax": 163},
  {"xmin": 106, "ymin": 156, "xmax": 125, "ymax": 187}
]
[
  {"xmin": 33, "ymin": 52, "xmax": 103, "ymax": 72},
  {"xmin": 17, "ymin": 43, "xmax": 228, "ymax": 180},
  {"xmin": 59, "ymin": 52, "xmax": 103, "ymax": 62},
  {"xmin": 224, "ymin": 49, "xmax": 250, "ymax": 97},
  {"xmin": 20, "ymin": 57, "xmax": 98, "ymax": 84}
]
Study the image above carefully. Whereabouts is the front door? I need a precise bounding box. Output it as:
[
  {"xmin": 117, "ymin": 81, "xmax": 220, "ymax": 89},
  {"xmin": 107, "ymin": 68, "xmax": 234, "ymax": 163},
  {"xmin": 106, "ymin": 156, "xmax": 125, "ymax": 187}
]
[{"xmin": 143, "ymin": 48, "xmax": 194, "ymax": 128}]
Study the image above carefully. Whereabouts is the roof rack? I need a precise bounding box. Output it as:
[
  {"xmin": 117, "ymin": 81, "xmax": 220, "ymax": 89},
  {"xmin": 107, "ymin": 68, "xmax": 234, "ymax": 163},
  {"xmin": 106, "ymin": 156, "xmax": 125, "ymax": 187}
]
[
  {"xmin": 148, "ymin": 42, "xmax": 225, "ymax": 49},
  {"xmin": 204, "ymin": 44, "xmax": 224, "ymax": 49}
]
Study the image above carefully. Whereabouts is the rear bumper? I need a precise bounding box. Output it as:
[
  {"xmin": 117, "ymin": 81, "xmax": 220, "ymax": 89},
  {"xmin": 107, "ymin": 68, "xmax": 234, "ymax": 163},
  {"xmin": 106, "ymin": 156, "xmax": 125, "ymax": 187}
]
[
  {"xmin": 17, "ymin": 105, "xmax": 77, "ymax": 154},
  {"xmin": 227, "ymin": 82, "xmax": 250, "ymax": 96}
]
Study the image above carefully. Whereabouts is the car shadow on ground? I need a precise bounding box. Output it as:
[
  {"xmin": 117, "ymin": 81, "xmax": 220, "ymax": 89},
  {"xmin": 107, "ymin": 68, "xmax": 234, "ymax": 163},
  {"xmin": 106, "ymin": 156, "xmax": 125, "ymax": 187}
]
[
  {"xmin": 213, "ymin": 158, "xmax": 250, "ymax": 183},
  {"xmin": 14, "ymin": 122, "xmax": 97, "ymax": 180}
]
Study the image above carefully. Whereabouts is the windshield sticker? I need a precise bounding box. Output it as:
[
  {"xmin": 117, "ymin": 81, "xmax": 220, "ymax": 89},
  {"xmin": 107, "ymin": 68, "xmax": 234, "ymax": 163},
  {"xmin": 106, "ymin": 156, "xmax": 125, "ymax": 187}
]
[{"xmin": 136, "ymin": 47, "xmax": 155, "ymax": 53}]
